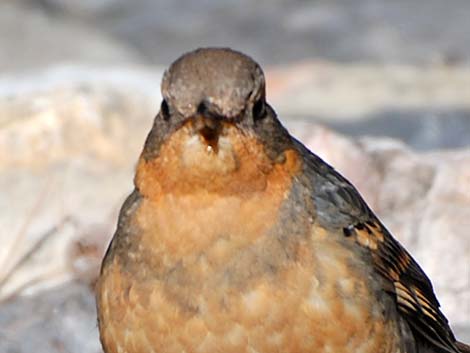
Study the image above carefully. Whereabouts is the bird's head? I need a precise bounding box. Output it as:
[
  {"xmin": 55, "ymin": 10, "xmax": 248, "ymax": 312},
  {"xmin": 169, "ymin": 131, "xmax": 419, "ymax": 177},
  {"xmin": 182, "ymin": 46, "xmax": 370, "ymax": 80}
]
[{"xmin": 136, "ymin": 48, "xmax": 300, "ymax": 197}]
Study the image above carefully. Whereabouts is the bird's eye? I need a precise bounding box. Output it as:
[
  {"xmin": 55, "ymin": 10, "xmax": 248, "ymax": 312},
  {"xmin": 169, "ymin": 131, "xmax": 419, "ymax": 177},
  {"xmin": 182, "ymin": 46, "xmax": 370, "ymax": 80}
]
[
  {"xmin": 252, "ymin": 99, "xmax": 266, "ymax": 121},
  {"xmin": 161, "ymin": 100, "xmax": 170, "ymax": 121}
]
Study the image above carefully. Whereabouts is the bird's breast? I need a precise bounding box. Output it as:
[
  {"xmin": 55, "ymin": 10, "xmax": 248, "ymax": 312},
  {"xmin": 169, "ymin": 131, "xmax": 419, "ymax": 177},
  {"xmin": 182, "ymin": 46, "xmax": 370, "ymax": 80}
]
[{"xmin": 97, "ymin": 190, "xmax": 402, "ymax": 353}]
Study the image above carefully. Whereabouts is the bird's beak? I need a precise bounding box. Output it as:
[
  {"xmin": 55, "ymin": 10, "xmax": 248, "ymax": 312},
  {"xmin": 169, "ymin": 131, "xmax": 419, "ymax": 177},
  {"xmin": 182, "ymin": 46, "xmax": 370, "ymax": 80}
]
[{"xmin": 192, "ymin": 114, "xmax": 223, "ymax": 153}]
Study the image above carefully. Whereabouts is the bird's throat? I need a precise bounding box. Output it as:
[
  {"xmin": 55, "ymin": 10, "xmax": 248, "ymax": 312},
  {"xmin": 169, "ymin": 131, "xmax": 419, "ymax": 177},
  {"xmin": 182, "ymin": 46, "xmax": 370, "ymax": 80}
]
[{"xmin": 135, "ymin": 123, "xmax": 302, "ymax": 198}]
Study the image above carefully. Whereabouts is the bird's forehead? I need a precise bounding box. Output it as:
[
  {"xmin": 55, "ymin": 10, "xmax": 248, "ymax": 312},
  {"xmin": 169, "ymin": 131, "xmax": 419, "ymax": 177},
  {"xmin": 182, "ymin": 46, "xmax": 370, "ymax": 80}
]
[{"xmin": 162, "ymin": 48, "xmax": 265, "ymax": 117}]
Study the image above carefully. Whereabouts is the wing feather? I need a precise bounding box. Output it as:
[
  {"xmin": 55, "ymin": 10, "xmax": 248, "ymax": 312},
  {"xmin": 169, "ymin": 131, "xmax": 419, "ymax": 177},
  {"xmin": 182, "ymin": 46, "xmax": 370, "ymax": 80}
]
[
  {"xmin": 297, "ymin": 143, "xmax": 461, "ymax": 353},
  {"xmin": 343, "ymin": 215, "xmax": 459, "ymax": 353}
]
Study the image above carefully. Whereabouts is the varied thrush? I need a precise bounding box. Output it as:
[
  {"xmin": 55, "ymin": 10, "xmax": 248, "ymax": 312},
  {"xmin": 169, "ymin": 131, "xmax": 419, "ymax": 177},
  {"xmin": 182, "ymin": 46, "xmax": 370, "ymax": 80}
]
[{"xmin": 96, "ymin": 48, "xmax": 469, "ymax": 353}]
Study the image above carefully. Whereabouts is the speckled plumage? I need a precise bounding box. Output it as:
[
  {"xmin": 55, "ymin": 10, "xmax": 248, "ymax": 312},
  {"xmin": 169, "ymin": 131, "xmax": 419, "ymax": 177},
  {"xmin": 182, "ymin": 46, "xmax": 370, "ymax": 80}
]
[{"xmin": 96, "ymin": 48, "xmax": 469, "ymax": 353}]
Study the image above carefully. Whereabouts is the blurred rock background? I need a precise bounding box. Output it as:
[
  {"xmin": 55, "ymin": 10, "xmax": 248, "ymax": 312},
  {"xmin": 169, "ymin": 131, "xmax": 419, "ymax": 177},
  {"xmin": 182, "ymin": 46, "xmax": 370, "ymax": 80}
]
[{"xmin": 0, "ymin": 1, "xmax": 469, "ymax": 352}]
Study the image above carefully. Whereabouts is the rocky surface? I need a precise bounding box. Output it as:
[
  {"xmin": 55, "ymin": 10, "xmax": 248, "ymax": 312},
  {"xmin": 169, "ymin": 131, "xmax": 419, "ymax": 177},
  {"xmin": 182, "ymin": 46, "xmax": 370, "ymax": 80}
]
[
  {"xmin": 0, "ymin": 67, "xmax": 468, "ymax": 353},
  {"xmin": 0, "ymin": 282, "xmax": 100, "ymax": 353},
  {"xmin": 267, "ymin": 63, "xmax": 470, "ymax": 150}
]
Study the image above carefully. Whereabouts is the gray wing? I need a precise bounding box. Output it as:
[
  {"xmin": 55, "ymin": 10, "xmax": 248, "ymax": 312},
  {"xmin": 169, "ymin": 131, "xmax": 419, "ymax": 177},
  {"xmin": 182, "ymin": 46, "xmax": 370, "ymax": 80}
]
[{"xmin": 295, "ymin": 139, "xmax": 460, "ymax": 353}]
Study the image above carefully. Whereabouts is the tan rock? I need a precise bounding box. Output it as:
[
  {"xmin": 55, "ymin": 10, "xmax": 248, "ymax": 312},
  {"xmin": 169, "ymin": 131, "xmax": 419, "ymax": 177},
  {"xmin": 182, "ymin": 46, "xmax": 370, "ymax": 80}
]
[{"xmin": 267, "ymin": 62, "xmax": 470, "ymax": 120}]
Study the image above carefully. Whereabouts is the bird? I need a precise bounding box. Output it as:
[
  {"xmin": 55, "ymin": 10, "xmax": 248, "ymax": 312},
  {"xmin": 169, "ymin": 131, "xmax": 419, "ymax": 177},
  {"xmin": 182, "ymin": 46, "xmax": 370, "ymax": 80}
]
[{"xmin": 96, "ymin": 47, "xmax": 469, "ymax": 353}]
